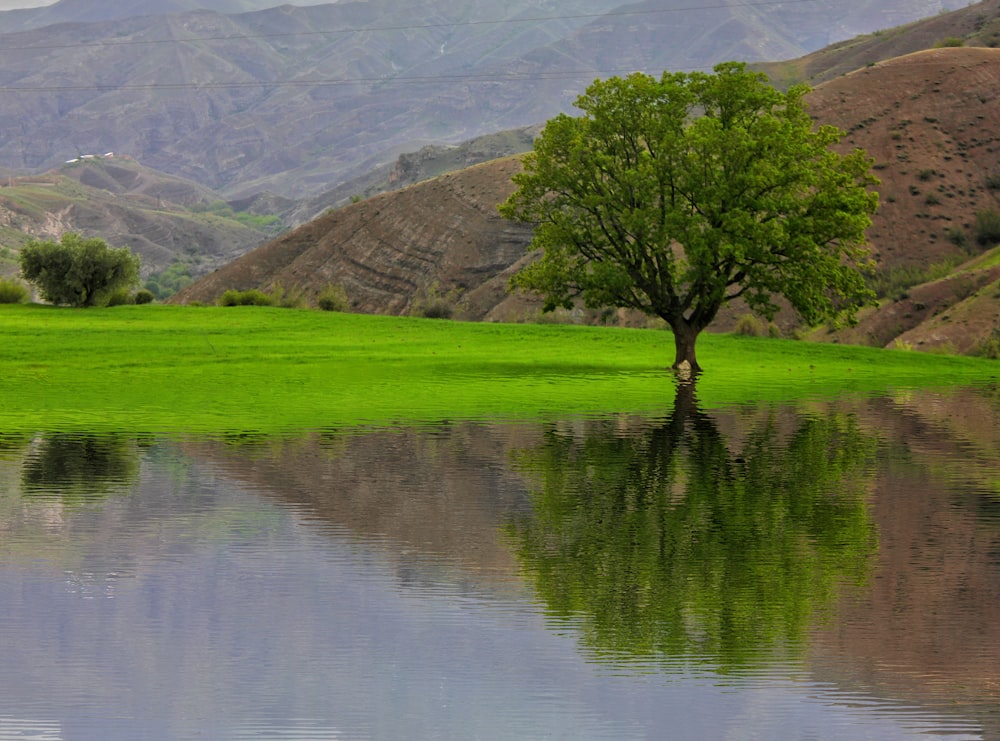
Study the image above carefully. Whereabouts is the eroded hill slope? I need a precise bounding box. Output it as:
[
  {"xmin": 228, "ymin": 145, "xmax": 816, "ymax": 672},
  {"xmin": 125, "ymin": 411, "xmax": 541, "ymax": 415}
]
[
  {"xmin": 0, "ymin": 156, "xmax": 277, "ymax": 277},
  {"xmin": 804, "ymin": 47, "xmax": 1000, "ymax": 353},
  {"xmin": 174, "ymin": 157, "xmax": 537, "ymax": 319}
]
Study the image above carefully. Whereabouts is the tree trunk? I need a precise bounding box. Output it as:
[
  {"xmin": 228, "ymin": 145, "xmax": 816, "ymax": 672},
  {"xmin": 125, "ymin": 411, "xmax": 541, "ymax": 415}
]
[{"xmin": 670, "ymin": 320, "xmax": 702, "ymax": 374}]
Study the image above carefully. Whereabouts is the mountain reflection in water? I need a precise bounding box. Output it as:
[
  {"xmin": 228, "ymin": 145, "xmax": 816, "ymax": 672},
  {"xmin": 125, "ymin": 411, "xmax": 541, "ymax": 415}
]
[{"xmin": 0, "ymin": 386, "xmax": 998, "ymax": 739}]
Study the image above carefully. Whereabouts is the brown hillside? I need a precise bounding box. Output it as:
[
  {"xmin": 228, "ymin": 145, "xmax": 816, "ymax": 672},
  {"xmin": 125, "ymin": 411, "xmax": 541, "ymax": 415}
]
[
  {"xmin": 173, "ymin": 157, "xmax": 537, "ymax": 319},
  {"xmin": 803, "ymin": 47, "xmax": 1000, "ymax": 352},
  {"xmin": 808, "ymin": 48, "xmax": 1000, "ymax": 270},
  {"xmin": 176, "ymin": 47, "xmax": 1000, "ymax": 352}
]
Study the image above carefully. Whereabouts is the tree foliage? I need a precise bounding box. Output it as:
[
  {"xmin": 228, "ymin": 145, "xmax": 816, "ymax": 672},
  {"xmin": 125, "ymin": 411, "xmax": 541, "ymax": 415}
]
[
  {"xmin": 19, "ymin": 233, "xmax": 141, "ymax": 307},
  {"xmin": 500, "ymin": 62, "xmax": 879, "ymax": 371},
  {"xmin": 144, "ymin": 261, "xmax": 194, "ymax": 300}
]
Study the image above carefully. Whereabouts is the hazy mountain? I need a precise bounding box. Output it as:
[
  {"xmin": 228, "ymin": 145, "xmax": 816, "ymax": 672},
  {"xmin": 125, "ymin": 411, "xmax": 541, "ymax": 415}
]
[
  {"xmin": 0, "ymin": 123, "xmax": 541, "ymax": 281},
  {"xmin": 0, "ymin": 155, "xmax": 279, "ymax": 278},
  {"xmin": 0, "ymin": 0, "xmax": 338, "ymax": 32},
  {"xmin": 0, "ymin": 0, "xmax": 960, "ymax": 199},
  {"xmin": 272, "ymin": 125, "xmax": 541, "ymax": 228}
]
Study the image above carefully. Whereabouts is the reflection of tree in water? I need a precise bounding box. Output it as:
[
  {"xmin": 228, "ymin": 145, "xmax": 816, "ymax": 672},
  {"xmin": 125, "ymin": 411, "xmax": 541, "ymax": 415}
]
[
  {"xmin": 0, "ymin": 433, "xmax": 32, "ymax": 455},
  {"xmin": 507, "ymin": 384, "xmax": 879, "ymax": 670},
  {"xmin": 21, "ymin": 434, "xmax": 140, "ymax": 505}
]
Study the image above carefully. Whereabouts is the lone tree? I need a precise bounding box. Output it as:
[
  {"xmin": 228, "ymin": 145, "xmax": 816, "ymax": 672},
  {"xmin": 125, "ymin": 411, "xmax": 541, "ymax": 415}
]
[
  {"xmin": 19, "ymin": 233, "xmax": 140, "ymax": 307},
  {"xmin": 500, "ymin": 62, "xmax": 879, "ymax": 371}
]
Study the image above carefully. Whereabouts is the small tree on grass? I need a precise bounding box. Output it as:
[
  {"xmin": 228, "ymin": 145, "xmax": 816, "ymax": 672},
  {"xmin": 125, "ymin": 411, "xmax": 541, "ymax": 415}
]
[
  {"xmin": 19, "ymin": 233, "xmax": 140, "ymax": 307},
  {"xmin": 500, "ymin": 62, "xmax": 879, "ymax": 372}
]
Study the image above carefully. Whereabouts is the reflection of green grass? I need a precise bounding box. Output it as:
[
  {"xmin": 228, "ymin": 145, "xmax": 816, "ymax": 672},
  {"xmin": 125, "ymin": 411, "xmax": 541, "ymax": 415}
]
[{"xmin": 0, "ymin": 304, "xmax": 995, "ymax": 435}]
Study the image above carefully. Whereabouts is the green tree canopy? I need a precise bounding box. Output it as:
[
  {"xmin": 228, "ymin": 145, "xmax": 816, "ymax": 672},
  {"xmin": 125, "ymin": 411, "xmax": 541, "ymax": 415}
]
[
  {"xmin": 500, "ymin": 62, "xmax": 879, "ymax": 371},
  {"xmin": 19, "ymin": 233, "xmax": 140, "ymax": 307}
]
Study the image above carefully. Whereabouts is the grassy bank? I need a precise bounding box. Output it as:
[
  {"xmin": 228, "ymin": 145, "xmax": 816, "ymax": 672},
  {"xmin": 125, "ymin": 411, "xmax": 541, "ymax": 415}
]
[{"xmin": 1, "ymin": 304, "xmax": 995, "ymax": 435}]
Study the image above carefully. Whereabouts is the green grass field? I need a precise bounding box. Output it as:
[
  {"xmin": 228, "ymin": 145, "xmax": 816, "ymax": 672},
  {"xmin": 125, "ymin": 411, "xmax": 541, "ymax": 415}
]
[{"xmin": 1, "ymin": 304, "xmax": 996, "ymax": 436}]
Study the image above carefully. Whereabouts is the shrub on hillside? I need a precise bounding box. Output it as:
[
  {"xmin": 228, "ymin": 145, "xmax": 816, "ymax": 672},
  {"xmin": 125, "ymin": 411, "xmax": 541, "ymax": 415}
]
[
  {"xmin": 418, "ymin": 299, "xmax": 454, "ymax": 319},
  {"xmin": 218, "ymin": 285, "xmax": 308, "ymax": 308},
  {"xmin": 412, "ymin": 283, "xmax": 459, "ymax": 320},
  {"xmin": 219, "ymin": 288, "xmax": 274, "ymax": 306},
  {"xmin": 868, "ymin": 259, "xmax": 960, "ymax": 300},
  {"xmin": 975, "ymin": 327, "xmax": 1000, "ymax": 359},
  {"xmin": 891, "ymin": 338, "xmax": 914, "ymax": 351},
  {"xmin": 317, "ymin": 283, "xmax": 349, "ymax": 312},
  {"xmin": 733, "ymin": 313, "xmax": 781, "ymax": 338},
  {"xmin": 975, "ymin": 209, "xmax": 1000, "ymax": 246},
  {"xmin": 240, "ymin": 289, "xmax": 273, "ymax": 306},
  {"xmin": 945, "ymin": 227, "xmax": 970, "ymax": 251},
  {"xmin": 531, "ymin": 307, "xmax": 579, "ymax": 324},
  {"xmin": 0, "ymin": 277, "xmax": 29, "ymax": 303},
  {"xmin": 268, "ymin": 283, "xmax": 307, "ymax": 309},
  {"xmin": 734, "ymin": 313, "xmax": 767, "ymax": 336}
]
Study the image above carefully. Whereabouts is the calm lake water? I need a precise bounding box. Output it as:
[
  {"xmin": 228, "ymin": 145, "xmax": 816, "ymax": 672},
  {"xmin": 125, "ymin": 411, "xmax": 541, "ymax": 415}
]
[{"xmin": 1, "ymin": 385, "xmax": 999, "ymax": 740}]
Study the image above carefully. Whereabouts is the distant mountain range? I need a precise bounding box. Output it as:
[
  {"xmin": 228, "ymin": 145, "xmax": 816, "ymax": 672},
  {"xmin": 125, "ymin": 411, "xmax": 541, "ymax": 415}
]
[
  {"xmin": 0, "ymin": 0, "xmax": 957, "ymax": 198},
  {"xmin": 0, "ymin": 0, "xmax": 336, "ymax": 32},
  {"xmin": 0, "ymin": 124, "xmax": 540, "ymax": 279},
  {"xmin": 0, "ymin": 154, "xmax": 279, "ymax": 279}
]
